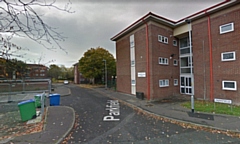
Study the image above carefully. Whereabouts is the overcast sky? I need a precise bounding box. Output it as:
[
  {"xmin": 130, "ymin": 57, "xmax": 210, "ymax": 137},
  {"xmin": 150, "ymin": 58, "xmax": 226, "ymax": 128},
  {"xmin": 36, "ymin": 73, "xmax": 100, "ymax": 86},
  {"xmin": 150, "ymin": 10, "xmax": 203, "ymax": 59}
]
[{"xmin": 8, "ymin": 0, "xmax": 222, "ymax": 68}]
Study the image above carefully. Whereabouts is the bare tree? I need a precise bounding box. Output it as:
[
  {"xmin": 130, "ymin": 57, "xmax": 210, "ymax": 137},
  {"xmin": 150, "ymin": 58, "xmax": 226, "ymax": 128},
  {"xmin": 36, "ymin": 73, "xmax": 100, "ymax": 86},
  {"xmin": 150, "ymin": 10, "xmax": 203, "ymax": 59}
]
[{"xmin": 0, "ymin": 0, "xmax": 73, "ymax": 59}]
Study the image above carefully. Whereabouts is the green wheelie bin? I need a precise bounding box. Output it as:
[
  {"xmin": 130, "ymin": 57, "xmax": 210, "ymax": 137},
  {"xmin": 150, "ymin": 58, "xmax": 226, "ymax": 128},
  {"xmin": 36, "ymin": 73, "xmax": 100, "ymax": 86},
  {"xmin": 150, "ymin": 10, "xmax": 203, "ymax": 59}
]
[{"xmin": 18, "ymin": 99, "xmax": 36, "ymax": 121}]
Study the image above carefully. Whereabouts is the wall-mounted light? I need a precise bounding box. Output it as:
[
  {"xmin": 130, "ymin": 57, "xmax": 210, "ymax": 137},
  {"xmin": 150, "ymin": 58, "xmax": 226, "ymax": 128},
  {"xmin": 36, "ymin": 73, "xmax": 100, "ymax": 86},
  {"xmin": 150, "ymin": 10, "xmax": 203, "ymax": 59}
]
[{"xmin": 170, "ymin": 54, "xmax": 175, "ymax": 59}]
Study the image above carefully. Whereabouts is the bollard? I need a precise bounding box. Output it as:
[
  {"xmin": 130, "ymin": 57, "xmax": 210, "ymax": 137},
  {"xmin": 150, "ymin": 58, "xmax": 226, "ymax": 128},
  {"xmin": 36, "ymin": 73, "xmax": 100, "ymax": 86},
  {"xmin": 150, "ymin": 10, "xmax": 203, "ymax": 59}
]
[{"xmin": 191, "ymin": 95, "xmax": 194, "ymax": 113}]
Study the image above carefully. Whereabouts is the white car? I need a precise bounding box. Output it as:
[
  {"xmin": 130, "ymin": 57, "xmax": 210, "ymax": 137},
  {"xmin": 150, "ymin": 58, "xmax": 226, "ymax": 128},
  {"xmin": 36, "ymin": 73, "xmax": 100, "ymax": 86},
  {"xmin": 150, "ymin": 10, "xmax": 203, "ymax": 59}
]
[{"xmin": 63, "ymin": 80, "xmax": 69, "ymax": 85}]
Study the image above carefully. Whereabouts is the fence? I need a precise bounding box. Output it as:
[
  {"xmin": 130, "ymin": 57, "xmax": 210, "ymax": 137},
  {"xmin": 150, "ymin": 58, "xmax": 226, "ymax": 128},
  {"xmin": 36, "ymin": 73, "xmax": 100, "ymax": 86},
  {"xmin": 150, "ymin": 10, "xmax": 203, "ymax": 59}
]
[
  {"xmin": 40, "ymin": 91, "xmax": 47, "ymax": 120},
  {"xmin": 0, "ymin": 79, "xmax": 52, "ymax": 94}
]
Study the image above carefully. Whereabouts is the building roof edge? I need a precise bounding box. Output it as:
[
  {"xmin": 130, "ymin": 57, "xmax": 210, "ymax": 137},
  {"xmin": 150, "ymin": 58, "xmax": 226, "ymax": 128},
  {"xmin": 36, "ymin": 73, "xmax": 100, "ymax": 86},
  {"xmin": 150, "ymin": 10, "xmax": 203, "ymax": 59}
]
[{"xmin": 110, "ymin": 0, "xmax": 236, "ymax": 41}]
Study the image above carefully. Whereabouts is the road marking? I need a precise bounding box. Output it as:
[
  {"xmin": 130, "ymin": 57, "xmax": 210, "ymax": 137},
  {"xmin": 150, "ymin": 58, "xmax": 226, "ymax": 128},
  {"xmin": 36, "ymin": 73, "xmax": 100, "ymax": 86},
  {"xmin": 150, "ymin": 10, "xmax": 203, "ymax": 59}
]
[
  {"xmin": 103, "ymin": 100, "xmax": 120, "ymax": 121},
  {"xmin": 90, "ymin": 113, "xmax": 135, "ymax": 144}
]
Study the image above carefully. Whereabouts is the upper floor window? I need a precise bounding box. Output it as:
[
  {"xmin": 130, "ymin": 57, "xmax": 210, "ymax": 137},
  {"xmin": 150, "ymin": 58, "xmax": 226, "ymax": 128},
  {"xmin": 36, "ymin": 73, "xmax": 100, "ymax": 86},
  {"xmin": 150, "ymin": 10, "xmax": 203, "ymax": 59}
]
[
  {"xmin": 220, "ymin": 23, "xmax": 234, "ymax": 34},
  {"xmin": 158, "ymin": 35, "xmax": 168, "ymax": 44},
  {"xmin": 173, "ymin": 59, "xmax": 178, "ymax": 66},
  {"xmin": 173, "ymin": 40, "xmax": 177, "ymax": 46},
  {"xmin": 221, "ymin": 51, "xmax": 236, "ymax": 61},
  {"xmin": 179, "ymin": 37, "xmax": 191, "ymax": 55},
  {"xmin": 131, "ymin": 60, "xmax": 135, "ymax": 66},
  {"xmin": 159, "ymin": 57, "xmax": 168, "ymax": 65}
]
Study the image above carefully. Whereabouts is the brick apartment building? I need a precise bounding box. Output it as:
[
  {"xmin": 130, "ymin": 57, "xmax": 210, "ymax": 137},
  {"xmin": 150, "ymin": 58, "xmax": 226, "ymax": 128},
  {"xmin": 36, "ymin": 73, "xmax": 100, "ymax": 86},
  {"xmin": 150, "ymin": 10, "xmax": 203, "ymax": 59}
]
[
  {"xmin": 111, "ymin": 1, "xmax": 240, "ymax": 104},
  {"xmin": 26, "ymin": 64, "xmax": 48, "ymax": 78},
  {"xmin": 73, "ymin": 62, "xmax": 89, "ymax": 84}
]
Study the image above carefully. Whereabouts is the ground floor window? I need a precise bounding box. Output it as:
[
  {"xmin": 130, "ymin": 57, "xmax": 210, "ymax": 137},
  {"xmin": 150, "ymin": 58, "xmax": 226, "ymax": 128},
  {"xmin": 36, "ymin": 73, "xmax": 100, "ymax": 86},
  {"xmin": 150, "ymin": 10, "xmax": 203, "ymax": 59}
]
[
  {"xmin": 222, "ymin": 80, "xmax": 237, "ymax": 91},
  {"xmin": 159, "ymin": 79, "xmax": 169, "ymax": 87}
]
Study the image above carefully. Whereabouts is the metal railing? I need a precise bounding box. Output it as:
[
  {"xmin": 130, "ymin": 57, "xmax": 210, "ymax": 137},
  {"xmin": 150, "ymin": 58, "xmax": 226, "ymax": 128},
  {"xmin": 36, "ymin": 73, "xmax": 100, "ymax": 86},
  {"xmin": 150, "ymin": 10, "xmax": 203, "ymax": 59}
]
[
  {"xmin": 0, "ymin": 79, "xmax": 52, "ymax": 102},
  {"xmin": 0, "ymin": 79, "xmax": 52, "ymax": 94},
  {"xmin": 39, "ymin": 91, "xmax": 47, "ymax": 120}
]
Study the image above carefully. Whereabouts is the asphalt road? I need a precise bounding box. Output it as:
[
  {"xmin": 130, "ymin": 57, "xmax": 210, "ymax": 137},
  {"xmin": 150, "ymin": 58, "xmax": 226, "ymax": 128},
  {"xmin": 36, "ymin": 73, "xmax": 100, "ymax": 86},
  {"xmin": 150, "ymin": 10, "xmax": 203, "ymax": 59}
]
[{"xmin": 61, "ymin": 85, "xmax": 240, "ymax": 144}]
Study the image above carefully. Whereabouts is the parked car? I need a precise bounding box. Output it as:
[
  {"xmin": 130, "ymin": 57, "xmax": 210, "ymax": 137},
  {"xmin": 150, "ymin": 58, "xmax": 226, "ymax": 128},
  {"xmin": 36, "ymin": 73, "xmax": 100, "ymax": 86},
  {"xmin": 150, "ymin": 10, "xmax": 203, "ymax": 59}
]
[{"xmin": 63, "ymin": 80, "xmax": 69, "ymax": 85}]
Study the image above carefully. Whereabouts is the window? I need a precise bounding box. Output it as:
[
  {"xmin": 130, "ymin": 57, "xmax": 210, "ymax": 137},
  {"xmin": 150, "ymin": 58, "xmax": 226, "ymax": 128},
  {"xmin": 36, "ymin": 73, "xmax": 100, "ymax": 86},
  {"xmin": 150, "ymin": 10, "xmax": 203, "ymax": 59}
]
[
  {"xmin": 179, "ymin": 37, "xmax": 191, "ymax": 55},
  {"xmin": 131, "ymin": 60, "xmax": 135, "ymax": 66},
  {"xmin": 221, "ymin": 51, "xmax": 236, "ymax": 61},
  {"xmin": 158, "ymin": 35, "xmax": 164, "ymax": 43},
  {"xmin": 159, "ymin": 57, "xmax": 168, "ymax": 65},
  {"xmin": 158, "ymin": 35, "xmax": 168, "ymax": 44},
  {"xmin": 173, "ymin": 40, "xmax": 177, "ymax": 46},
  {"xmin": 174, "ymin": 79, "xmax": 178, "ymax": 86},
  {"xmin": 35, "ymin": 74, "xmax": 38, "ymax": 76},
  {"xmin": 220, "ymin": 23, "xmax": 234, "ymax": 34},
  {"xmin": 173, "ymin": 59, "xmax": 178, "ymax": 66},
  {"xmin": 130, "ymin": 41, "xmax": 134, "ymax": 48},
  {"xmin": 131, "ymin": 80, "xmax": 136, "ymax": 85},
  {"xmin": 222, "ymin": 80, "xmax": 237, "ymax": 90},
  {"xmin": 164, "ymin": 37, "xmax": 168, "ymax": 44},
  {"xmin": 159, "ymin": 79, "xmax": 169, "ymax": 87}
]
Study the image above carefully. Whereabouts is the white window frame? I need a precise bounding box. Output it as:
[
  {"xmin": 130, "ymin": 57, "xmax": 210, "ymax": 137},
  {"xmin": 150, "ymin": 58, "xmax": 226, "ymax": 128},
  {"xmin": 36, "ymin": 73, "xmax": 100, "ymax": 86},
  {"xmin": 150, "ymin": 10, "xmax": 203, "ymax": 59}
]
[
  {"xmin": 222, "ymin": 80, "xmax": 237, "ymax": 91},
  {"xmin": 159, "ymin": 79, "xmax": 169, "ymax": 87},
  {"xmin": 173, "ymin": 40, "xmax": 177, "ymax": 46},
  {"xmin": 173, "ymin": 59, "xmax": 178, "ymax": 66},
  {"xmin": 131, "ymin": 80, "xmax": 136, "ymax": 85},
  {"xmin": 158, "ymin": 35, "xmax": 168, "ymax": 44},
  {"xmin": 220, "ymin": 22, "xmax": 234, "ymax": 34},
  {"xmin": 221, "ymin": 51, "xmax": 236, "ymax": 61},
  {"xmin": 174, "ymin": 79, "xmax": 178, "ymax": 86},
  {"xmin": 159, "ymin": 57, "xmax": 169, "ymax": 65},
  {"xmin": 131, "ymin": 60, "xmax": 135, "ymax": 66},
  {"xmin": 164, "ymin": 37, "xmax": 168, "ymax": 44},
  {"xmin": 158, "ymin": 35, "xmax": 164, "ymax": 43}
]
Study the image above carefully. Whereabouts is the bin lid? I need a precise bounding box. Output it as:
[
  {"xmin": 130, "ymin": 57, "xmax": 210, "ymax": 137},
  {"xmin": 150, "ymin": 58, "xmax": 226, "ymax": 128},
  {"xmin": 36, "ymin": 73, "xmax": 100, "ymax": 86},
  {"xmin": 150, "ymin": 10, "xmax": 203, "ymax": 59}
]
[
  {"xmin": 35, "ymin": 94, "xmax": 42, "ymax": 97},
  {"xmin": 18, "ymin": 99, "xmax": 35, "ymax": 105},
  {"xmin": 49, "ymin": 93, "xmax": 60, "ymax": 97}
]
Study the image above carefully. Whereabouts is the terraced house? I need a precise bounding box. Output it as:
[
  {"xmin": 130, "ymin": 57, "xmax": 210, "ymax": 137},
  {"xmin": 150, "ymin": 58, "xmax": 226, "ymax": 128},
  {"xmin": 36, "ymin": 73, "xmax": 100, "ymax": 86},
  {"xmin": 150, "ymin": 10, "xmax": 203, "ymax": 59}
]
[{"xmin": 111, "ymin": 0, "xmax": 240, "ymax": 104}]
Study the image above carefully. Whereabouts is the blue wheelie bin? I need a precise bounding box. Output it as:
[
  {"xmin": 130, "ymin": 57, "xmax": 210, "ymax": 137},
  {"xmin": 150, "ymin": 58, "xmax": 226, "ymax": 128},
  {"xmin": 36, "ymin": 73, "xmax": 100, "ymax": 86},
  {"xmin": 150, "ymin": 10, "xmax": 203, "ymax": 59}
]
[{"xmin": 49, "ymin": 93, "xmax": 60, "ymax": 106}]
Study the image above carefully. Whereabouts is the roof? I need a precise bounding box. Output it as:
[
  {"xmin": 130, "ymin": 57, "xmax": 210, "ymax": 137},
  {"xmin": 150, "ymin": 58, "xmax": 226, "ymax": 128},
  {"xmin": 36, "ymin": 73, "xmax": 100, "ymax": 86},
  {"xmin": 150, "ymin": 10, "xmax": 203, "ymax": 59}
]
[{"xmin": 111, "ymin": 0, "xmax": 238, "ymax": 41}]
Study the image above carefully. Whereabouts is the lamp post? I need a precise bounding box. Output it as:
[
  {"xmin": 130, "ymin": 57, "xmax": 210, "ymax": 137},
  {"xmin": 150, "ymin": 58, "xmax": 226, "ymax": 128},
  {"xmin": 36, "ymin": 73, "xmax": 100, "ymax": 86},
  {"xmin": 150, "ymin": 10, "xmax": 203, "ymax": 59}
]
[
  {"xmin": 185, "ymin": 19, "xmax": 194, "ymax": 113},
  {"xmin": 102, "ymin": 59, "xmax": 107, "ymax": 89}
]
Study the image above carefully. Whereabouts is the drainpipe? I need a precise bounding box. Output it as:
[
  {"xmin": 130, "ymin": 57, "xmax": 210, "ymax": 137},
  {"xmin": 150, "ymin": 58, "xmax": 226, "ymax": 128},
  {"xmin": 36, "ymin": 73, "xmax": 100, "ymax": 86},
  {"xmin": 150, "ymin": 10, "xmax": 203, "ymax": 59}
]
[
  {"xmin": 144, "ymin": 20, "xmax": 150, "ymax": 101},
  {"xmin": 206, "ymin": 11, "xmax": 214, "ymax": 101}
]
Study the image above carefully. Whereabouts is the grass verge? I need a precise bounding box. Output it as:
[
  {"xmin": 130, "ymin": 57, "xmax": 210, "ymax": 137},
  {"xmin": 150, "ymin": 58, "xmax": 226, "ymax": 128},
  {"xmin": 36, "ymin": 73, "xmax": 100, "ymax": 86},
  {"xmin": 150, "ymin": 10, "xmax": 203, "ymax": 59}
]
[{"xmin": 181, "ymin": 100, "xmax": 240, "ymax": 116}]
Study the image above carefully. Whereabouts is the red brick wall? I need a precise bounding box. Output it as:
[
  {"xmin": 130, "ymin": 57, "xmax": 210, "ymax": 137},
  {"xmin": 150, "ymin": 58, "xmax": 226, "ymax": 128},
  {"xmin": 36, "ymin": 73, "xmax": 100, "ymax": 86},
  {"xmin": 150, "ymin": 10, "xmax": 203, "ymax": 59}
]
[
  {"xmin": 115, "ymin": 23, "xmax": 181, "ymax": 100},
  {"xmin": 149, "ymin": 23, "xmax": 180, "ymax": 100},
  {"xmin": 135, "ymin": 27, "xmax": 147, "ymax": 98},
  {"xmin": 192, "ymin": 8, "xmax": 240, "ymax": 103},
  {"xmin": 116, "ymin": 36, "xmax": 131, "ymax": 94}
]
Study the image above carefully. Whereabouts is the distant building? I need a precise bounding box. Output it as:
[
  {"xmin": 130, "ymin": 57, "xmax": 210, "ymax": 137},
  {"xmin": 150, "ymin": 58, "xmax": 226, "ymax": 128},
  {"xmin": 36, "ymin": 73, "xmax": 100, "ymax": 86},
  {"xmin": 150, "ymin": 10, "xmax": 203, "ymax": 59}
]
[
  {"xmin": 73, "ymin": 62, "xmax": 89, "ymax": 84},
  {"xmin": 0, "ymin": 57, "xmax": 48, "ymax": 79},
  {"xmin": 111, "ymin": 1, "xmax": 240, "ymax": 103},
  {"xmin": 0, "ymin": 58, "xmax": 6, "ymax": 79},
  {"xmin": 73, "ymin": 62, "xmax": 80, "ymax": 84},
  {"xmin": 25, "ymin": 64, "xmax": 48, "ymax": 78}
]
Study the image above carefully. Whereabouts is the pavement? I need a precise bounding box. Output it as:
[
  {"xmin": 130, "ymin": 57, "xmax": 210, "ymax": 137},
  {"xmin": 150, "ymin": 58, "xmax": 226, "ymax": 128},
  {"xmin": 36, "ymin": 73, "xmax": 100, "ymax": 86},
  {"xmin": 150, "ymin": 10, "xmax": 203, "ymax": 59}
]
[
  {"xmin": 0, "ymin": 85, "xmax": 73, "ymax": 144},
  {"xmin": 1, "ymin": 84, "xmax": 240, "ymax": 143},
  {"xmin": 93, "ymin": 87, "xmax": 240, "ymax": 133}
]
